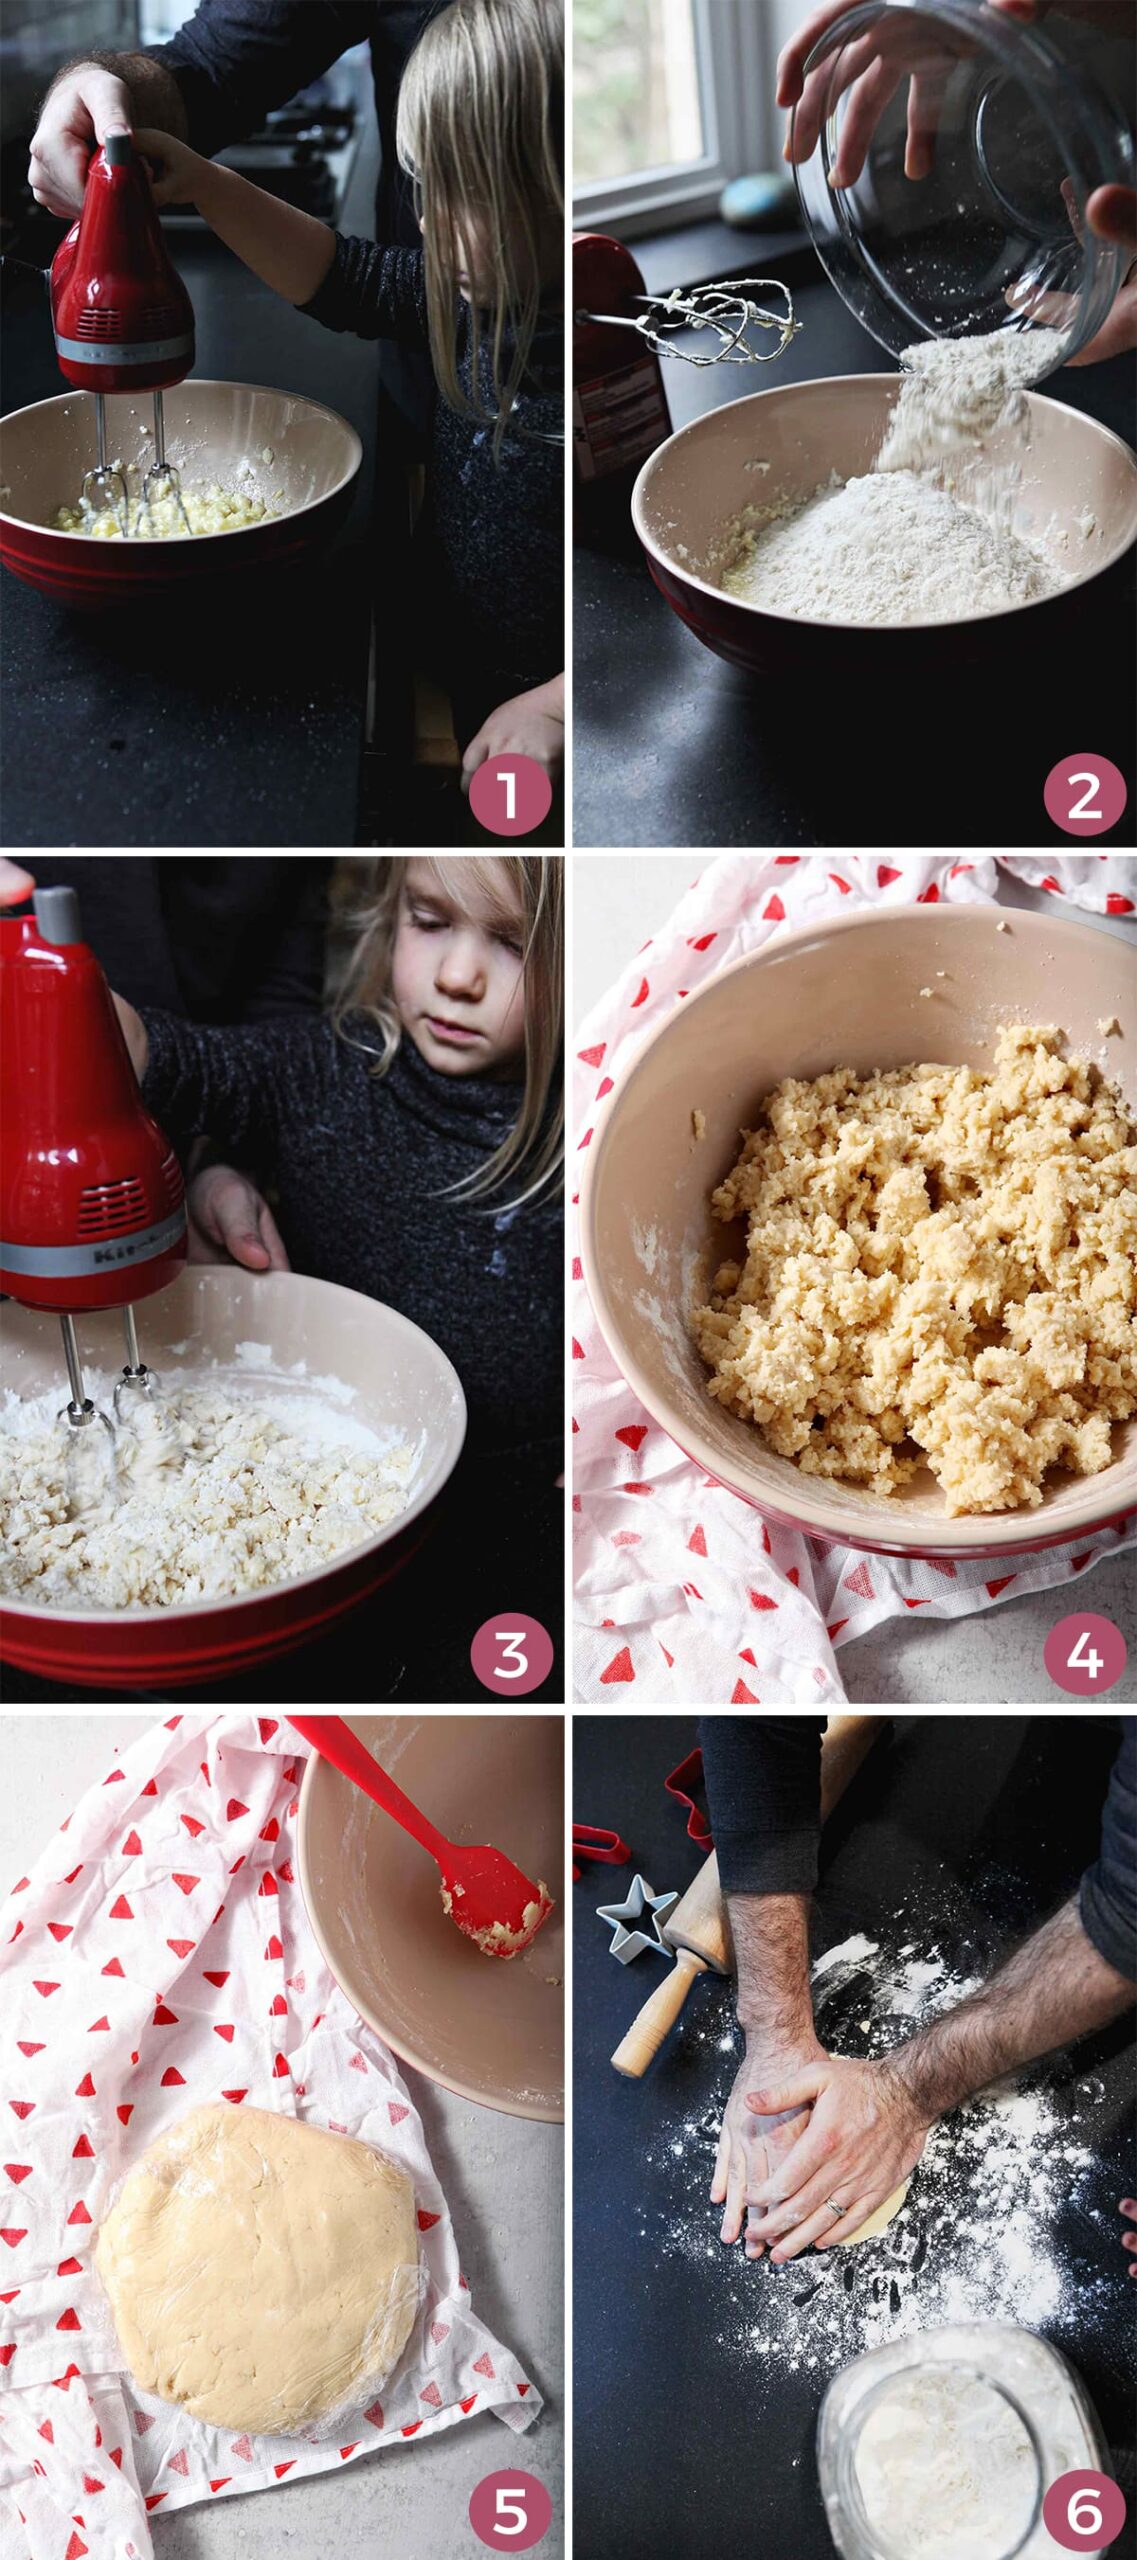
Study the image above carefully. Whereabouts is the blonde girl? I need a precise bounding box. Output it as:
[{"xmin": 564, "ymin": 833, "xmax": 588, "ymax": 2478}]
[{"xmin": 132, "ymin": 2, "xmax": 565, "ymax": 790}]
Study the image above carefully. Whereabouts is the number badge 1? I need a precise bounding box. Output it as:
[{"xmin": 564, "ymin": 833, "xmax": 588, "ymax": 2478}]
[{"xmin": 469, "ymin": 752, "xmax": 554, "ymax": 837}]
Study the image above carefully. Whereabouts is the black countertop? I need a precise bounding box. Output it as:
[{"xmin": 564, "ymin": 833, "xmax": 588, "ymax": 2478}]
[
  {"xmin": 1, "ymin": 196, "xmax": 387, "ymax": 848},
  {"xmin": 573, "ymin": 251, "xmax": 1137, "ymax": 850},
  {"xmin": 573, "ymin": 1714, "xmax": 1136, "ymax": 2560}
]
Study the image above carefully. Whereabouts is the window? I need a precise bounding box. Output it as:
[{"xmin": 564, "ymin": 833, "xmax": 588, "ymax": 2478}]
[{"xmin": 573, "ymin": 0, "xmax": 773, "ymax": 236}]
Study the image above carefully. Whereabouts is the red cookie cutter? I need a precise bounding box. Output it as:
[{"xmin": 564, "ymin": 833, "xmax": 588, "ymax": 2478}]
[
  {"xmin": 664, "ymin": 1748, "xmax": 713, "ymax": 1852},
  {"xmin": 572, "ymin": 1822, "xmax": 631, "ymax": 1882}
]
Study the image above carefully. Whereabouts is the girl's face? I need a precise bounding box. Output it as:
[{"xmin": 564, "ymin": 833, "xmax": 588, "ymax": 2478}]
[{"xmin": 392, "ymin": 860, "xmax": 527, "ymax": 1079}]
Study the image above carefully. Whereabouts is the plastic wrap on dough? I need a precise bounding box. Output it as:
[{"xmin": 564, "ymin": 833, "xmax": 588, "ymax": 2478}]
[{"xmin": 95, "ymin": 2103, "xmax": 424, "ymax": 2437}]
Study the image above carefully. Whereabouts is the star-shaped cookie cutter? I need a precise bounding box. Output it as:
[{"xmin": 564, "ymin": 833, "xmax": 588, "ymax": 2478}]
[{"xmin": 597, "ymin": 1873, "xmax": 679, "ymax": 1965}]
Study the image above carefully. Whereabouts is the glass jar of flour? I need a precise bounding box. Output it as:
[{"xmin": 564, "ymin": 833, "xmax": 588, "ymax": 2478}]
[
  {"xmin": 793, "ymin": 1, "xmax": 1135, "ymax": 376},
  {"xmin": 817, "ymin": 2323, "xmax": 1111, "ymax": 2560}
]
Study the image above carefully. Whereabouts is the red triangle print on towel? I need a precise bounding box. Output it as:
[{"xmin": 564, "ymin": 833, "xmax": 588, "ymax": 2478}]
[
  {"xmin": 402, "ymin": 2422, "xmax": 422, "ymax": 2437},
  {"xmin": 0, "ymin": 2344, "xmax": 16, "ymax": 2365},
  {"xmin": 108, "ymin": 1896, "xmax": 133, "ymax": 1920},
  {"xmin": 141, "ymin": 1778, "xmax": 158, "ymax": 1796},
  {"xmin": 72, "ymin": 2136, "xmax": 94, "ymax": 2160},
  {"xmin": 473, "ymin": 2351, "xmax": 496, "ymax": 2378},
  {"xmin": 600, "ymin": 1647, "xmax": 635, "ymax": 1685},
  {"xmin": 181, "ymin": 1816, "xmax": 205, "ymax": 1838},
  {"xmin": 364, "ymin": 2402, "xmax": 385, "ymax": 2428},
  {"xmin": 57, "ymin": 2308, "xmax": 82, "ymax": 2331},
  {"xmin": 3, "ymin": 2165, "xmax": 33, "ymax": 2185},
  {"xmin": 172, "ymin": 1874, "xmax": 199, "ymax": 1896},
  {"xmin": 843, "ymin": 1561, "xmax": 875, "ymax": 1601},
  {"xmin": 339, "ymin": 2443, "xmax": 360, "ymax": 2460},
  {"xmin": 221, "ymin": 2090, "xmax": 248, "ymax": 2104},
  {"xmin": 67, "ymin": 2202, "xmax": 92, "ymax": 2226},
  {"xmin": 33, "ymin": 1981, "xmax": 60, "ymax": 1998},
  {"xmin": 9, "ymin": 2104, "xmax": 34, "ymax": 2121},
  {"xmin": 688, "ymin": 1525, "xmax": 707, "ymax": 1557},
  {"xmin": 88, "ymin": 2017, "xmax": 110, "ymax": 2033},
  {"xmin": 167, "ymin": 1940, "xmax": 195, "ymax": 1960},
  {"xmin": 47, "ymin": 1923, "xmax": 72, "ymax": 1942},
  {"xmin": 231, "ymin": 2434, "xmax": 255, "ymax": 2462},
  {"xmin": 420, "ymin": 2382, "xmax": 443, "ymax": 2409},
  {"xmin": 0, "ymin": 2230, "xmax": 27, "ymax": 2248},
  {"xmin": 762, "ymin": 893, "xmax": 785, "ymax": 922},
  {"xmin": 1106, "ymin": 892, "xmax": 1134, "ymax": 914},
  {"xmin": 630, "ymin": 978, "xmax": 649, "ymax": 1007},
  {"xmin": 577, "ymin": 1041, "xmax": 605, "ymax": 1068},
  {"xmin": 58, "ymin": 2258, "xmax": 82, "ymax": 2277},
  {"xmin": 116, "ymin": 2106, "xmax": 133, "ymax": 2126},
  {"xmin": 731, "ymin": 1680, "xmax": 758, "ymax": 1705},
  {"xmin": 258, "ymin": 1718, "xmax": 279, "ymax": 1743},
  {"xmin": 615, "ymin": 1424, "xmax": 646, "ymax": 1453},
  {"xmin": 18, "ymin": 2043, "xmax": 45, "ymax": 2057},
  {"xmin": 417, "ymin": 2209, "xmax": 441, "ymax": 2231},
  {"xmin": 161, "ymin": 2069, "xmax": 186, "ymax": 2089},
  {"xmin": 153, "ymin": 2004, "xmax": 177, "ymax": 2025},
  {"xmin": 122, "ymin": 1831, "xmax": 142, "ymax": 1856},
  {"xmin": 460, "ymin": 2394, "xmax": 478, "ymax": 2413},
  {"xmin": 749, "ymin": 1591, "xmax": 777, "ymax": 1611},
  {"xmin": 167, "ymin": 2449, "xmax": 190, "ymax": 2477},
  {"xmin": 225, "ymin": 1800, "xmax": 249, "ymax": 1823},
  {"xmin": 877, "ymin": 865, "xmax": 901, "ymax": 886},
  {"xmin": 203, "ymin": 1969, "xmax": 229, "ymax": 1988},
  {"xmin": 916, "ymin": 882, "xmax": 939, "ymax": 903},
  {"xmin": 101, "ymin": 1959, "xmax": 124, "ymax": 1980},
  {"xmin": 215, "ymin": 2024, "xmax": 235, "ymax": 2043},
  {"xmin": 985, "ymin": 1575, "xmax": 1016, "ymax": 1598},
  {"xmin": 388, "ymin": 2102, "xmax": 409, "ymax": 2125},
  {"xmin": 274, "ymin": 2461, "xmax": 296, "ymax": 2477},
  {"xmin": 64, "ymin": 2536, "xmax": 88, "ymax": 2560},
  {"xmin": 75, "ymin": 2075, "xmax": 95, "ymax": 2099}
]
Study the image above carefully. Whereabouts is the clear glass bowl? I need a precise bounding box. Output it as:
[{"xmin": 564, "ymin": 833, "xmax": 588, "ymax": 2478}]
[
  {"xmin": 793, "ymin": 0, "xmax": 1136, "ymax": 376},
  {"xmin": 818, "ymin": 2326, "xmax": 1111, "ymax": 2560}
]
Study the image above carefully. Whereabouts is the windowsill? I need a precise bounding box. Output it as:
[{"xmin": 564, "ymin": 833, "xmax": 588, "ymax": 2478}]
[{"xmin": 635, "ymin": 218, "xmax": 811, "ymax": 297}]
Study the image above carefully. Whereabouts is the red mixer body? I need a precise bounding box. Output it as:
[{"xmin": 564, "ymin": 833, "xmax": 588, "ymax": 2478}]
[
  {"xmin": 50, "ymin": 133, "xmax": 194, "ymax": 396},
  {"xmin": 0, "ymin": 905, "xmax": 186, "ymax": 1315}
]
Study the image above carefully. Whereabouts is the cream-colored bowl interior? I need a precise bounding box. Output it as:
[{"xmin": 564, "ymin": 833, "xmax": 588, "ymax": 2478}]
[
  {"xmin": 298, "ymin": 1716, "xmax": 564, "ymax": 2122},
  {"xmin": 0, "ymin": 381, "xmax": 361, "ymax": 542},
  {"xmin": 581, "ymin": 905, "xmax": 1136, "ymax": 1556},
  {"xmin": 633, "ymin": 378, "xmax": 1137, "ymax": 630},
  {"xmin": 1, "ymin": 1266, "xmax": 466, "ymax": 1624}
]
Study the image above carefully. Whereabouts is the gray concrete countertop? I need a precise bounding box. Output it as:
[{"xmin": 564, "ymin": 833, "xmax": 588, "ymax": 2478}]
[
  {"xmin": 0, "ymin": 1717, "xmax": 564, "ymax": 2560},
  {"xmin": 572, "ymin": 856, "xmax": 1136, "ymax": 1706}
]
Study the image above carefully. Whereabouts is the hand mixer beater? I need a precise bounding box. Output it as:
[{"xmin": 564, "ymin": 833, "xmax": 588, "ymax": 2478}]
[
  {"xmin": 0, "ymin": 888, "xmax": 187, "ymax": 1506},
  {"xmin": 50, "ymin": 132, "xmax": 195, "ymax": 534}
]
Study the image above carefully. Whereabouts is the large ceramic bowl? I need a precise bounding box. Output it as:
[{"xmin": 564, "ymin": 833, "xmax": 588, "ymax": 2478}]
[
  {"xmin": 632, "ymin": 377, "xmax": 1137, "ymax": 673},
  {"xmin": 298, "ymin": 1715, "xmax": 564, "ymax": 2121},
  {"xmin": 579, "ymin": 903, "xmax": 1136, "ymax": 1561},
  {"xmin": 0, "ymin": 1267, "xmax": 466, "ymax": 1687},
  {"xmin": 0, "ymin": 381, "xmax": 361, "ymax": 607}
]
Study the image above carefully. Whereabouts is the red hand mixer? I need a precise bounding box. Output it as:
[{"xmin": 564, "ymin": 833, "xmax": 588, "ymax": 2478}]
[
  {"xmin": 50, "ymin": 131, "xmax": 195, "ymax": 534},
  {"xmin": 0, "ymin": 887, "xmax": 186, "ymax": 1495}
]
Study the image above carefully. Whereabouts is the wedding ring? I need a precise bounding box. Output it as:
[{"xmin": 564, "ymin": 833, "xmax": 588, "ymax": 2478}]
[{"xmin": 824, "ymin": 2197, "xmax": 845, "ymax": 2220}]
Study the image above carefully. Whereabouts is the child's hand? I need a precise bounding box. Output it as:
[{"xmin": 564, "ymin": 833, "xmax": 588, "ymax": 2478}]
[
  {"xmin": 133, "ymin": 125, "xmax": 207, "ymax": 209},
  {"xmin": 462, "ymin": 675, "xmax": 565, "ymax": 798}
]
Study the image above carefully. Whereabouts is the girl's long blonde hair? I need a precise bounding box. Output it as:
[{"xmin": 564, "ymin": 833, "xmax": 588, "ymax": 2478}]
[
  {"xmin": 396, "ymin": 0, "xmax": 563, "ymax": 458},
  {"xmin": 331, "ymin": 856, "xmax": 563, "ymax": 1211}
]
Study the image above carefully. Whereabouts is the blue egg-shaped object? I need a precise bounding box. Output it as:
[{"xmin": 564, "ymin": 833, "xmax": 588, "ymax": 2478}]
[{"xmin": 720, "ymin": 172, "xmax": 799, "ymax": 229}]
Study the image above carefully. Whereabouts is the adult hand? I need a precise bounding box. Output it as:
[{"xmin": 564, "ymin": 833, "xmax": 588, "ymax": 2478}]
[
  {"xmin": 740, "ymin": 2051, "xmax": 930, "ymax": 2263},
  {"xmin": 29, "ymin": 63, "xmax": 134, "ymax": 218},
  {"xmin": 711, "ymin": 2037, "xmax": 824, "ymax": 2257},
  {"xmin": 779, "ymin": 1, "xmax": 1045, "ymax": 191},
  {"xmin": 461, "ymin": 675, "xmax": 565, "ymax": 798},
  {"xmin": 186, "ymin": 1164, "xmax": 290, "ymax": 1273},
  {"xmin": 1067, "ymin": 185, "xmax": 1137, "ymax": 362}
]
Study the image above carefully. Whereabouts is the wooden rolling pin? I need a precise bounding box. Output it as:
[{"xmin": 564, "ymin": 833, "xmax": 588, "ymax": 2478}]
[{"xmin": 610, "ymin": 1714, "xmax": 884, "ymax": 2078}]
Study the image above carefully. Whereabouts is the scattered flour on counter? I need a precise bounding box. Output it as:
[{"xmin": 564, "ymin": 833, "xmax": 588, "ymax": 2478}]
[
  {"xmin": 0, "ymin": 1372, "xmax": 416, "ymax": 1610},
  {"xmin": 639, "ymin": 1918, "xmax": 1118, "ymax": 2385},
  {"xmin": 719, "ymin": 327, "xmax": 1069, "ymax": 627}
]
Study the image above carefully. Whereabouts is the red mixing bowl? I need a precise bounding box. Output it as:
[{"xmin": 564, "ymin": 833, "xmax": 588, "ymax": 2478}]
[{"xmin": 1, "ymin": 1268, "xmax": 466, "ymax": 1688}]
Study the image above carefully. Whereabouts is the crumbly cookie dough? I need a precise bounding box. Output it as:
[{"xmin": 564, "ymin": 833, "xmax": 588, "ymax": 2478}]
[
  {"xmin": 0, "ymin": 1385, "xmax": 414, "ymax": 1608},
  {"xmin": 691, "ymin": 1025, "xmax": 1137, "ymax": 1514},
  {"xmin": 96, "ymin": 2105, "xmax": 419, "ymax": 2434}
]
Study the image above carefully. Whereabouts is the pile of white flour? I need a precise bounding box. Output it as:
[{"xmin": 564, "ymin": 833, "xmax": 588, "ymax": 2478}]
[
  {"xmin": 721, "ymin": 328, "xmax": 1067, "ymax": 626},
  {"xmin": 0, "ymin": 1373, "xmax": 415, "ymax": 1609}
]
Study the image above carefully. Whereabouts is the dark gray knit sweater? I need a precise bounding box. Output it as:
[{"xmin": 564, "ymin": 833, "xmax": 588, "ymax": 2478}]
[
  {"xmin": 300, "ymin": 239, "xmax": 564, "ymax": 708},
  {"xmin": 141, "ymin": 1008, "xmax": 562, "ymax": 1464}
]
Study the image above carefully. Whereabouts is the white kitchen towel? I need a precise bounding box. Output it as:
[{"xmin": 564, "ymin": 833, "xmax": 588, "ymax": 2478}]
[
  {"xmin": 572, "ymin": 852, "xmax": 1136, "ymax": 1704},
  {"xmin": 999, "ymin": 855, "xmax": 1136, "ymax": 915},
  {"xmin": 0, "ymin": 1715, "xmax": 540, "ymax": 2560}
]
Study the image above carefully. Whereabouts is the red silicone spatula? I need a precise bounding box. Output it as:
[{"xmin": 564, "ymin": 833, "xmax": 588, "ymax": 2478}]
[{"xmin": 290, "ymin": 1715, "xmax": 553, "ymax": 1959}]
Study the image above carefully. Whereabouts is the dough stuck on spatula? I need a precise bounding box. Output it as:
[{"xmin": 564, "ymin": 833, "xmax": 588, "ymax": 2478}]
[
  {"xmin": 837, "ymin": 2178, "xmax": 910, "ymax": 2246},
  {"xmin": 96, "ymin": 2103, "xmax": 421, "ymax": 2434}
]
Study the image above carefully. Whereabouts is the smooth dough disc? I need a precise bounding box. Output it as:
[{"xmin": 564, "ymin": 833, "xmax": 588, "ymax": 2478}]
[
  {"xmin": 837, "ymin": 2177, "xmax": 910, "ymax": 2246},
  {"xmin": 96, "ymin": 2103, "xmax": 420, "ymax": 2434}
]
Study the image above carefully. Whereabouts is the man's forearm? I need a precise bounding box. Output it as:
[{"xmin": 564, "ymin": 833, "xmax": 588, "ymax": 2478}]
[
  {"xmin": 49, "ymin": 53, "xmax": 189, "ymax": 140},
  {"xmin": 729, "ymin": 1892, "xmax": 817, "ymax": 2053},
  {"xmin": 885, "ymin": 1898, "xmax": 1136, "ymax": 2126}
]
